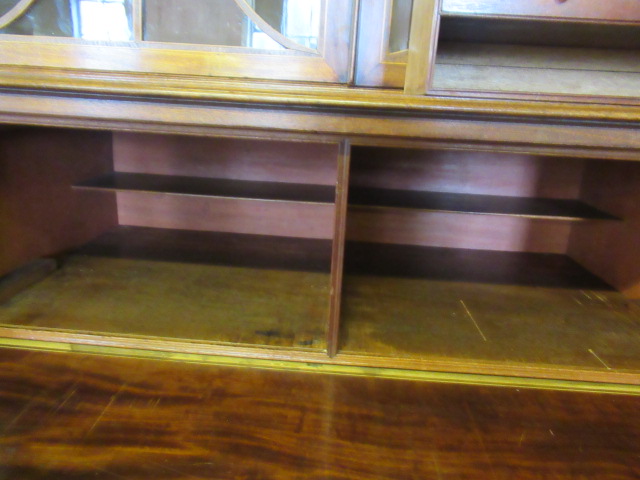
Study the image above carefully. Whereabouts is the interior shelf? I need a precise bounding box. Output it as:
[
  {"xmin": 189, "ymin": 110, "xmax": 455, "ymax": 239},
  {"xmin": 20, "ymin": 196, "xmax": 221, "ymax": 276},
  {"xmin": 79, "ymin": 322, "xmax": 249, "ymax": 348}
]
[
  {"xmin": 0, "ymin": 226, "xmax": 332, "ymax": 351},
  {"xmin": 348, "ymin": 187, "xmax": 618, "ymax": 221},
  {"xmin": 341, "ymin": 242, "xmax": 640, "ymax": 375},
  {"xmin": 433, "ymin": 16, "xmax": 640, "ymax": 99},
  {"xmin": 75, "ymin": 172, "xmax": 336, "ymax": 204}
]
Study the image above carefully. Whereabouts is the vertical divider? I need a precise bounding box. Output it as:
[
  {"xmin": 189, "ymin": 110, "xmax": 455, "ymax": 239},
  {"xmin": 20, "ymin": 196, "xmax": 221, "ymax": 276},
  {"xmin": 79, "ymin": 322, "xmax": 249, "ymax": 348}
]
[
  {"xmin": 133, "ymin": 0, "xmax": 143, "ymax": 42},
  {"xmin": 326, "ymin": 139, "xmax": 351, "ymax": 357},
  {"xmin": 404, "ymin": 0, "xmax": 441, "ymax": 95}
]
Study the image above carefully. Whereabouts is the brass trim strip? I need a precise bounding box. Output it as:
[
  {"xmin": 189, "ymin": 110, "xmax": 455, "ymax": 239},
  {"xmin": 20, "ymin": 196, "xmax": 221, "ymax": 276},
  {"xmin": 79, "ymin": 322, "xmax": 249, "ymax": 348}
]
[{"xmin": 1, "ymin": 337, "xmax": 639, "ymax": 396}]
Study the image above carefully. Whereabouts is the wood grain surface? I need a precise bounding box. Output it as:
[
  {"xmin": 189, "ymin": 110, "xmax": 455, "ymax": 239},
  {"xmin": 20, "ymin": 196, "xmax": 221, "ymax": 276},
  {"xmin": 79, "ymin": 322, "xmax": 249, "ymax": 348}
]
[
  {"xmin": 341, "ymin": 242, "xmax": 640, "ymax": 376},
  {"xmin": 569, "ymin": 160, "xmax": 640, "ymax": 299},
  {"xmin": 0, "ymin": 128, "xmax": 118, "ymax": 278},
  {"xmin": 0, "ymin": 227, "xmax": 331, "ymax": 351},
  {"xmin": 0, "ymin": 347, "xmax": 639, "ymax": 479}
]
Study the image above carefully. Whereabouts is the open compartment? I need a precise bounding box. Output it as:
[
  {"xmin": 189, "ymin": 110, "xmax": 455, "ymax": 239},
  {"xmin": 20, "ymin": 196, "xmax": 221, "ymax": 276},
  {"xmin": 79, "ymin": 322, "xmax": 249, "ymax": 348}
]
[
  {"xmin": 340, "ymin": 146, "xmax": 640, "ymax": 382},
  {"xmin": 431, "ymin": 13, "xmax": 640, "ymax": 101},
  {"xmin": 0, "ymin": 128, "xmax": 340, "ymax": 354}
]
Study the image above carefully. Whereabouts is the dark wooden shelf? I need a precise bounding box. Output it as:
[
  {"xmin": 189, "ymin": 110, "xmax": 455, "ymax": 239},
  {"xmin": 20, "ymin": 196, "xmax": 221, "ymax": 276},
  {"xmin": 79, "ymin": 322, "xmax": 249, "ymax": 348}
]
[
  {"xmin": 345, "ymin": 241, "xmax": 613, "ymax": 288},
  {"xmin": 348, "ymin": 187, "xmax": 618, "ymax": 221},
  {"xmin": 342, "ymin": 242, "xmax": 640, "ymax": 377},
  {"xmin": 75, "ymin": 172, "xmax": 336, "ymax": 205},
  {"xmin": 77, "ymin": 226, "xmax": 332, "ymax": 273}
]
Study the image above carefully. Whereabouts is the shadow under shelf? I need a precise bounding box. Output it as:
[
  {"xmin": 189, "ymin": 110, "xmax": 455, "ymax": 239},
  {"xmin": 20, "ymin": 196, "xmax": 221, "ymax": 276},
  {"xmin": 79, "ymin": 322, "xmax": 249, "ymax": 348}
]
[{"xmin": 348, "ymin": 187, "xmax": 619, "ymax": 221}]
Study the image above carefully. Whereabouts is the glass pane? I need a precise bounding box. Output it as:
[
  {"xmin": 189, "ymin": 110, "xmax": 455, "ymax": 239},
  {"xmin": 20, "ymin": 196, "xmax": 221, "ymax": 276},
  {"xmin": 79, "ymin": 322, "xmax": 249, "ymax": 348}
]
[
  {"xmin": 388, "ymin": 0, "xmax": 412, "ymax": 53},
  {"xmin": 0, "ymin": 0, "xmax": 73, "ymax": 36},
  {"xmin": 0, "ymin": 0, "xmax": 17, "ymax": 15},
  {"xmin": 0, "ymin": 0, "xmax": 133, "ymax": 41},
  {"xmin": 144, "ymin": 0, "xmax": 321, "ymax": 50}
]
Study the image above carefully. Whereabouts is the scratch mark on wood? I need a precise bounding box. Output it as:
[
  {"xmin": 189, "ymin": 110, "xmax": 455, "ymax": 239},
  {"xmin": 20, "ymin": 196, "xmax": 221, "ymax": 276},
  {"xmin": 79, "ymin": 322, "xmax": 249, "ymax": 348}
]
[
  {"xmin": 518, "ymin": 431, "xmax": 525, "ymax": 447},
  {"xmin": 593, "ymin": 292, "xmax": 608, "ymax": 302},
  {"xmin": 52, "ymin": 382, "xmax": 79, "ymax": 414},
  {"xmin": 573, "ymin": 297, "xmax": 584, "ymax": 306},
  {"xmin": 588, "ymin": 349, "xmax": 612, "ymax": 370},
  {"xmin": 89, "ymin": 383, "xmax": 126, "ymax": 433},
  {"xmin": 549, "ymin": 429, "xmax": 555, "ymax": 436},
  {"xmin": 460, "ymin": 300, "xmax": 487, "ymax": 342},
  {"xmin": 464, "ymin": 403, "xmax": 497, "ymax": 480},
  {"xmin": 431, "ymin": 449, "xmax": 443, "ymax": 480},
  {"xmin": 581, "ymin": 290, "xmax": 593, "ymax": 300},
  {"xmin": 3, "ymin": 396, "xmax": 40, "ymax": 432}
]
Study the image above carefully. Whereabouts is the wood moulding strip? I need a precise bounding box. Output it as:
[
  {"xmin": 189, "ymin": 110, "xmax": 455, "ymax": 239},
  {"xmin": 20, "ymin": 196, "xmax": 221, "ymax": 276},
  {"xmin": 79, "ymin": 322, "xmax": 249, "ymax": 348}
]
[
  {"xmin": 1, "ymin": 65, "xmax": 640, "ymax": 123},
  {"xmin": 75, "ymin": 172, "xmax": 336, "ymax": 205},
  {"xmin": 1, "ymin": 329, "xmax": 640, "ymax": 394},
  {"xmin": 348, "ymin": 187, "xmax": 619, "ymax": 221}
]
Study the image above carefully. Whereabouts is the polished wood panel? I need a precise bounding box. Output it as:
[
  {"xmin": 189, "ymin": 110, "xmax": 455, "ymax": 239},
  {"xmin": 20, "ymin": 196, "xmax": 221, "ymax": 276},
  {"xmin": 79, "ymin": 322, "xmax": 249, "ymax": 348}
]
[
  {"xmin": 569, "ymin": 160, "xmax": 640, "ymax": 299},
  {"xmin": 111, "ymin": 133, "xmax": 339, "ymax": 239},
  {"xmin": 346, "ymin": 208, "xmax": 573, "ymax": 253},
  {"xmin": 351, "ymin": 147, "xmax": 586, "ymax": 199},
  {"xmin": 0, "ymin": 128, "xmax": 118, "ymax": 278},
  {"xmin": 1, "ymin": 348, "xmax": 639, "ymax": 479},
  {"xmin": 113, "ymin": 133, "xmax": 339, "ymax": 186},
  {"xmin": 442, "ymin": 0, "xmax": 640, "ymax": 23},
  {"xmin": 76, "ymin": 172, "xmax": 335, "ymax": 204},
  {"xmin": 2, "ymin": 92, "xmax": 640, "ymax": 160},
  {"xmin": 116, "ymin": 191, "xmax": 335, "ymax": 239},
  {"xmin": 0, "ymin": 226, "xmax": 331, "ymax": 350},
  {"xmin": 347, "ymin": 147, "xmax": 585, "ymax": 251},
  {"xmin": 2, "ymin": 64, "xmax": 640, "ymax": 120},
  {"xmin": 349, "ymin": 188, "xmax": 616, "ymax": 221},
  {"xmin": 341, "ymin": 243, "xmax": 640, "ymax": 377}
]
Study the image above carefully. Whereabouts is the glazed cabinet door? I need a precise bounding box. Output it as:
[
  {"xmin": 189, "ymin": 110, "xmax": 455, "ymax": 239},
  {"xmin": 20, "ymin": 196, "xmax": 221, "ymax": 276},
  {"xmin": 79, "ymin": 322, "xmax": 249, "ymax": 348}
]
[
  {"xmin": 355, "ymin": 0, "xmax": 640, "ymax": 104},
  {"xmin": 0, "ymin": 0, "xmax": 356, "ymax": 83}
]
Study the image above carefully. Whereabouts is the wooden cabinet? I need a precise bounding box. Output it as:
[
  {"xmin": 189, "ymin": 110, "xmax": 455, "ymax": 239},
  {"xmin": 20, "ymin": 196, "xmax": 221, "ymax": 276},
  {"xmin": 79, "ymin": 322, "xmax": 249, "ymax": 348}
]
[
  {"xmin": 1, "ymin": 123, "xmax": 640, "ymax": 388},
  {"xmin": 0, "ymin": 1, "xmax": 639, "ymax": 395}
]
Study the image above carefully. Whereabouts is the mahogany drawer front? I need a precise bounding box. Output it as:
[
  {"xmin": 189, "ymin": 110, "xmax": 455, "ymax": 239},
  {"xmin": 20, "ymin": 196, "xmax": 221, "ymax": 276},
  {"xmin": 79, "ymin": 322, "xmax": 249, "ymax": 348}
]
[{"xmin": 441, "ymin": 0, "xmax": 640, "ymax": 23}]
